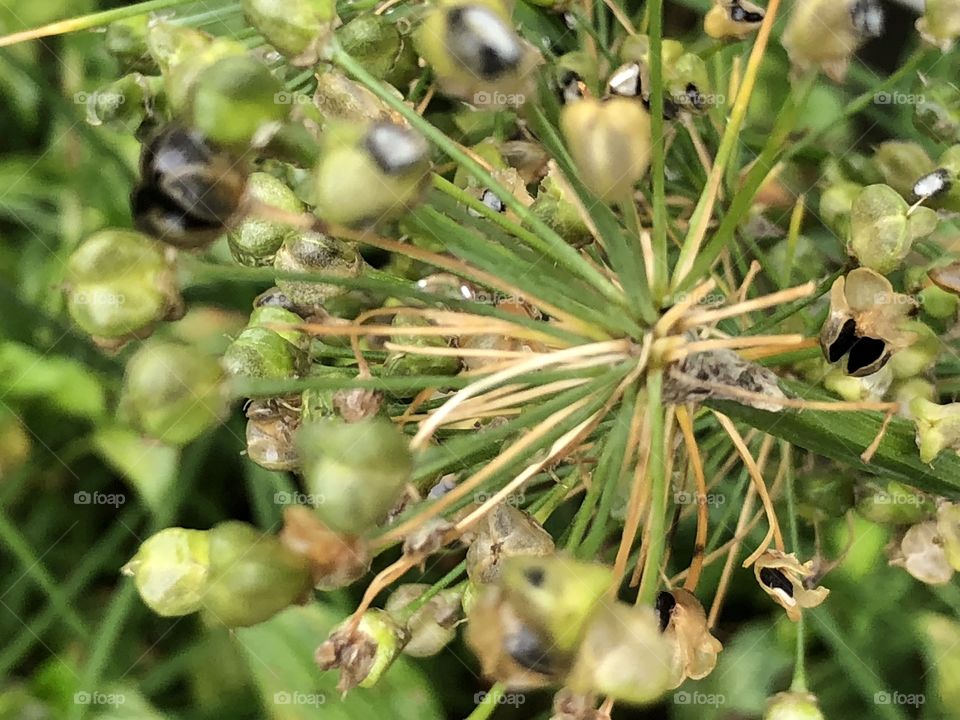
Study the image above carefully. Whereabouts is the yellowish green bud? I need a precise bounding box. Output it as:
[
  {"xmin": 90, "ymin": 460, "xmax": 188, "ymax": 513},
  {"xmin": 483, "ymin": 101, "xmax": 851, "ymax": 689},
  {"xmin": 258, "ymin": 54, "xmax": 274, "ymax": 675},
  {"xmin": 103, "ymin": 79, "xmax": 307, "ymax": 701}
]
[
  {"xmin": 848, "ymin": 184, "xmax": 937, "ymax": 273},
  {"xmin": 316, "ymin": 609, "xmax": 408, "ymax": 690},
  {"xmin": 763, "ymin": 691, "xmax": 825, "ymax": 720},
  {"xmin": 222, "ymin": 327, "xmax": 308, "ymax": 380},
  {"xmin": 242, "ymin": 0, "xmax": 336, "ymax": 66},
  {"xmin": 912, "ymin": 397, "xmax": 960, "ymax": 463},
  {"xmin": 123, "ymin": 527, "xmax": 211, "ymax": 616}
]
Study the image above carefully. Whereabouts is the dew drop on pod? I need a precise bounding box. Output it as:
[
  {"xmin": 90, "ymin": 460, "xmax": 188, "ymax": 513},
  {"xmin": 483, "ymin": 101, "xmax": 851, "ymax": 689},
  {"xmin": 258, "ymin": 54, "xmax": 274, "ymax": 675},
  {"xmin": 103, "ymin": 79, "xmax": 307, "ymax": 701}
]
[
  {"xmin": 336, "ymin": 14, "xmax": 419, "ymax": 86},
  {"xmin": 296, "ymin": 416, "xmax": 414, "ymax": 535},
  {"xmin": 847, "ymin": 184, "xmax": 938, "ymax": 274},
  {"xmin": 313, "ymin": 121, "xmax": 431, "ymax": 227},
  {"xmin": 242, "ymin": 0, "xmax": 336, "ymax": 66},
  {"xmin": 228, "ymin": 173, "xmax": 303, "ymax": 267},
  {"xmin": 704, "ymin": 0, "xmax": 766, "ymax": 40},
  {"xmin": 273, "ymin": 231, "xmax": 367, "ymax": 313},
  {"xmin": 64, "ymin": 229, "xmax": 182, "ymax": 350},
  {"xmin": 222, "ymin": 326, "xmax": 309, "ymax": 380},
  {"xmin": 316, "ymin": 609, "xmax": 408, "ymax": 691},
  {"xmin": 763, "ymin": 691, "xmax": 826, "ymax": 720},
  {"xmin": 119, "ymin": 341, "xmax": 229, "ymax": 445},
  {"xmin": 911, "ymin": 397, "xmax": 960, "ymax": 463},
  {"xmin": 917, "ymin": 0, "xmax": 960, "ymax": 51},
  {"xmin": 131, "ymin": 124, "xmax": 249, "ymax": 249},
  {"xmin": 415, "ymin": 0, "xmax": 540, "ymax": 102},
  {"xmin": 560, "ymin": 97, "xmax": 651, "ymax": 203},
  {"xmin": 873, "ymin": 141, "xmax": 935, "ymax": 199},
  {"xmin": 104, "ymin": 16, "xmax": 156, "ymax": 74},
  {"xmin": 781, "ymin": 0, "xmax": 883, "ymax": 81},
  {"xmin": 385, "ymin": 583, "xmax": 463, "ymax": 657}
]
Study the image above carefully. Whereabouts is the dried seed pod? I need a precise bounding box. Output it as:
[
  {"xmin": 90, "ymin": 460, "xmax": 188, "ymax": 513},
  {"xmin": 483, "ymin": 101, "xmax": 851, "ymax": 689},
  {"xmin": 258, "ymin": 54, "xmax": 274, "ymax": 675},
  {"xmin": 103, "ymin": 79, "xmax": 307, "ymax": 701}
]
[
  {"xmin": 565, "ymin": 602, "xmax": 673, "ymax": 704},
  {"xmin": 245, "ymin": 397, "xmax": 300, "ymax": 471},
  {"xmin": 820, "ymin": 268, "xmax": 917, "ymax": 377},
  {"xmin": 132, "ymin": 124, "xmax": 249, "ymax": 248},
  {"xmin": 704, "ymin": 0, "xmax": 766, "ymax": 39},
  {"xmin": 664, "ymin": 347, "xmax": 787, "ymax": 411},
  {"xmin": 336, "ymin": 15, "xmax": 418, "ymax": 86},
  {"xmin": 273, "ymin": 231, "xmax": 366, "ymax": 313},
  {"xmin": 888, "ymin": 520, "xmax": 953, "ymax": 585},
  {"xmin": 65, "ymin": 229, "xmax": 181, "ymax": 348},
  {"xmin": 911, "ymin": 398, "xmax": 960, "ymax": 463},
  {"xmin": 655, "ymin": 588, "xmax": 722, "ymax": 687},
  {"xmin": 297, "ymin": 417, "xmax": 413, "ymax": 534},
  {"xmin": 855, "ymin": 480, "xmax": 936, "ymax": 524},
  {"xmin": 385, "ymin": 583, "xmax": 463, "ymax": 657},
  {"xmin": 561, "ymin": 97, "xmax": 651, "ymax": 202},
  {"xmin": 753, "ymin": 550, "xmax": 829, "ymax": 621},
  {"xmin": 848, "ymin": 184, "xmax": 938, "ymax": 273},
  {"xmin": 313, "ymin": 121, "xmax": 430, "ymax": 226},
  {"xmin": 781, "ymin": 0, "xmax": 883, "ymax": 81},
  {"xmin": 316, "ymin": 609, "xmax": 408, "ymax": 691},
  {"xmin": 222, "ymin": 326, "xmax": 309, "ymax": 380},
  {"xmin": 465, "ymin": 504, "xmax": 555, "ymax": 584},
  {"xmin": 279, "ymin": 506, "xmax": 371, "ymax": 589},
  {"xmin": 930, "ymin": 260, "xmax": 960, "ymax": 296},
  {"xmin": 204, "ymin": 520, "xmax": 313, "ymax": 627},
  {"xmin": 228, "ymin": 172, "xmax": 303, "ymax": 266},
  {"xmin": 122, "ymin": 527, "xmax": 210, "ymax": 616},
  {"xmin": 916, "ymin": 0, "xmax": 960, "ymax": 51},
  {"xmin": 242, "ymin": 0, "xmax": 336, "ymax": 65},
  {"xmin": 105, "ymin": 16, "xmax": 156, "ymax": 73},
  {"xmin": 119, "ymin": 342, "xmax": 228, "ymax": 445},
  {"xmin": 764, "ymin": 691, "xmax": 826, "ymax": 720},
  {"xmin": 416, "ymin": 0, "xmax": 539, "ymax": 102}
]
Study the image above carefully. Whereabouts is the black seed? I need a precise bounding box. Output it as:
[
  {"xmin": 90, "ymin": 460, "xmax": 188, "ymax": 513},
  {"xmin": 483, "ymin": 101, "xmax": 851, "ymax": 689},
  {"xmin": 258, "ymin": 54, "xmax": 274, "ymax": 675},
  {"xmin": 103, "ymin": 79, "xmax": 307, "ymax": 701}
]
[
  {"xmin": 759, "ymin": 567, "xmax": 794, "ymax": 597},
  {"xmin": 523, "ymin": 566, "xmax": 545, "ymax": 587},
  {"xmin": 686, "ymin": 83, "xmax": 706, "ymax": 110},
  {"xmin": 655, "ymin": 591, "xmax": 676, "ymax": 632},
  {"xmin": 827, "ymin": 318, "xmax": 859, "ymax": 363},
  {"xmin": 365, "ymin": 123, "xmax": 427, "ymax": 175},
  {"xmin": 851, "ymin": 0, "xmax": 884, "ymax": 38},
  {"xmin": 730, "ymin": 1, "xmax": 764, "ymax": 23},
  {"xmin": 505, "ymin": 625, "xmax": 553, "ymax": 674},
  {"xmin": 558, "ymin": 71, "xmax": 584, "ymax": 104},
  {"xmin": 847, "ymin": 336, "xmax": 888, "ymax": 375},
  {"xmin": 446, "ymin": 6, "xmax": 522, "ymax": 80}
]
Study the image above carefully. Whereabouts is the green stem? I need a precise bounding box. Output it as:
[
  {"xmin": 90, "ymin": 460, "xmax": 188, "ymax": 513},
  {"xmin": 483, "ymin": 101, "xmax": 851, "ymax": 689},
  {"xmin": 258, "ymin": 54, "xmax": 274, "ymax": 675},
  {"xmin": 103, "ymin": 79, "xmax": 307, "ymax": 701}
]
[
  {"xmin": 647, "ymin": 0, "xmax": 668, "ymax": 302},
  {"xmin": 465, "ymin": 683, "xmax": 505, "ymax": 720},
  {"xmin": 332, "ymin": 48, "xmax": 629, "ymax": 312},
  {"xmin": 636, "ymin": 370, "xmax": 668, "ymax": 605},
  {"xmin": 783, "ymin": 442, "xmax": 807, "ymax": 693}
]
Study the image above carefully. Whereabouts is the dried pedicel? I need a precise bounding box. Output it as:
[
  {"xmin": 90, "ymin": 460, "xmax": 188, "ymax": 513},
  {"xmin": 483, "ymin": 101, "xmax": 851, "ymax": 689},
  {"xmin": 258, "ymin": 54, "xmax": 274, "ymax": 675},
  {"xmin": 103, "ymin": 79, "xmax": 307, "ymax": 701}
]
[
  {"xmin": 664, "ymin": 347, "xmax": 787, "ymax": 411},
  {"xmin": 753, "ymin": 550, "xmax": 829, "ymax": 621}
]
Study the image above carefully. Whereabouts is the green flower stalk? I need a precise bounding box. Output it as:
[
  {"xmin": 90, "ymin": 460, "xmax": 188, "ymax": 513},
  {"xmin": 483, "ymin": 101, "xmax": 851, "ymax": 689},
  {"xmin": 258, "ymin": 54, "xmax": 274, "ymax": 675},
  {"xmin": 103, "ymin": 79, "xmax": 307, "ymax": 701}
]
[
  {"xmin": 65, "ymin": 229, "xmax": 182, "ymax": 349},
  {"xmin": 316, "ymin": 609, "xmax": 408, "ymax": 691},
  {"xmin": 847, "ymin": 184, "xmax": 937, "ymax": 274},
  {"xmin": 763, "ymin": 691, "xmax": 826, "ymax": 720},
  {"xmin": 228, "ymin": 172, "xmax": 303, "ymax": 267},
  {"xmin": 297, "ymin": 417, "xmax": 413, "ymax": 535},
  {"xmin": 222, "ymin": 326, "xmax": 309, "ymax": 380},
  {"xmin": 911, "ymin": 398, "xmax": 960, "ymax": 463},
  {"xmin": 120, "ymin": 342, "xmax": 229, "ymax": 445},
  {"xmin": 242, "ymin": 0, "xmax": 337, "ymax": 66}
]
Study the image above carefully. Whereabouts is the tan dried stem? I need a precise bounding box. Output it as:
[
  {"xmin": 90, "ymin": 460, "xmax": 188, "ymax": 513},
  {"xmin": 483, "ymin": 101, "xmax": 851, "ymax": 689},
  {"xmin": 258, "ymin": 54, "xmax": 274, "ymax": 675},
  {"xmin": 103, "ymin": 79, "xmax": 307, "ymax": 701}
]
[{"xmin": 676, "ymin": 405, "xmax": 709, "ymax": 592}]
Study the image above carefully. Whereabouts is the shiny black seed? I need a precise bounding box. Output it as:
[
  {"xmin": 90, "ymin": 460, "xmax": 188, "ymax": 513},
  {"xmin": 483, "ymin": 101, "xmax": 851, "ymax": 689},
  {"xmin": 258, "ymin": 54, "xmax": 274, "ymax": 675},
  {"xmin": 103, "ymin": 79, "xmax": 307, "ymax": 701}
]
[
  {"xmin": 523, "ymin": 566, "xmax": 545, "ymax": 587},
  {"xmin": 655, "ymin": 591, "xmax": 676, "ymax": 632},
  {"xmin": 827, "ymin": 318, "xmax": 859, "ymax": 363},
  {"xmin": 759, "ymin": 567, "xmax": 794, "ymax": 597},
  {"xmin": 847, "ymin": 336, "xmax": 887, "ymax": 375}
]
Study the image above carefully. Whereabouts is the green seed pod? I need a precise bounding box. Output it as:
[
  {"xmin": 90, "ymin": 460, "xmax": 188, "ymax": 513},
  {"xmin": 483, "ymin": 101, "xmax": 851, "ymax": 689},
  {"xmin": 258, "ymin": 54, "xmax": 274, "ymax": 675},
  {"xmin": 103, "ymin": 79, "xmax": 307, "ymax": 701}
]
[
  {"xmin": 912, "ymin": 398, "xmax": 960, "ymax": 463},
  {"xmin": 782, "ymin": 0, "xmax": 883, "ymax": 81},
  {"xmin": 297, "ymin": 417, "xmax": 413, "ymax": 534},
  {"xmin": 917, "ymin": 0, "xmax": 960, "ymax": 50},
  {"xmin": 337, "ymin": 15, "xmax": 418, "ymax": 86},
  {"xmin": 120, "ymin": 342, "xmax": 229, "ymax": 445},
  {"xmin": 874, "ymin": 141, "xmax": 936, "ymax": 198},
  {"xmin": 465, "ymin": 504, "xmax": 555, "ymax": 584},
  {"xmin": 203, "ymin": 521, "xmax": 312, "ymax": 627},
  {"xmin": 228, "ymin": 173, "xmax": 302, "ymax": 266},
  {"xmin": 385, "ymin": 583, "xmax": 463, "ymax": 657},
  {"xmin": 888, "ymin": 321, "xmax": 939, "ymax": 379},
  {"xmin": 245, "ymin": 398, "xmax": 300, "ymax": 471},
  {"xmin": 856, "ymin": 480, "xmax": 936, "ymax": 524},
  {"xmin": 566, "ymin": 602, "xmax": 673, "ymax": 705},
  {"xmin": 249, "ymin": 305, "xmax": 308, "ymax": 350},
  {"xmin": 561, "ymin": 97, "xmax": 651, "ymax": 202},
  {"xmin": 796, "ymin": 471, "xmax": 855, "ymax": 521},
  {"xmin": 65, "ymin": 229, "xmax": 181, "ymax": 347},
  {"xmin": 530, "ymin": 164, "xmax": 594, "ymax": 247},
  {"xmin": 313, "ymin": 70, "xmax": 409, "ymax": 125},
  {"xmin": 819, "ymin": 180, "xmax": 861, "ymax": 239},
  {"xmin": 223, "ymin": 326, "xmax": 308, "ymax": 380},
  {"xmin": 313, "ymin": 121, "xmax": 430, "ymax": 226},
  {"xmin": 416, "ymin": 0, "xmax": 538, "ymax": 102},
  {"xmin": 937, "ymin": 502, "xmax": 960, "ymax": 571},
  {"xmin": 316, "ymin": 609, "xmax": 408, "ymax": 690},
  {"xmin": 0, "ymin": 410, "xmax": 29, "ymax": 481},
  {"xmin": 382, "ymin": 311, "xmax": 461, "ymax": 393},
  {"xmin": 242, "ymin": 0, "xmax": 336, "ymax": 66},
  {"xmin": 146, "ymin": 22, "xmax": 208, "ymax": 75},
  {"xmin": 123, "ymin": 527, "xmax": 211, "ymax": 617},
  {"xmin": 190, "ymin": 54, "xmax": 288, "ymax": 148},
  {"xmin": 918, "ymin": 284, "xmax": 959, "ymax": 320},
  {"xmin": 105, "ymin": 16, "xmax": 157, "ymax": 73},
  {"xmin": 847, "ymin": 184, "xmax": 938, "ymax": 273},
  {"xmin": 273, "ymin": 231, "xmax": 366, "ymax": 311},
  {"xmin": 893, "ymin": 377, "xmax": 936, "ymax": 413},
  {"xmin": 668, "ymin": 52, "xmax": 711, "ymax": 112},
  {"xmin": 84, "ymin": 73, "xmax": 164, "ymax": 132},
  {"xmin": 914, "ymin": 77, "xmax": 960, "ymax": 144},
  {"xmin": 763, "ymin": 692, "xmax": 825, "ymax": 720}
]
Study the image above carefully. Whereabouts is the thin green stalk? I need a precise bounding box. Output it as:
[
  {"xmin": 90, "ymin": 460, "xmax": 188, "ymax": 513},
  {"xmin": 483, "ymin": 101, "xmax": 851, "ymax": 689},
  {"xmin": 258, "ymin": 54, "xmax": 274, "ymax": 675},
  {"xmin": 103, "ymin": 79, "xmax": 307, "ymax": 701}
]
[
  {"xmin": 636, "ymin": 370, "xmax": 668, "ymax": 605},
  {"xmin": 647, "ymin": 0, "xmax": 669, "ymax": 301},
  {"xmin": 783, "ymin": 442, "xmax": 807, "ymax": 692},
  {"xmin": 333, "ymin": 48, "xmax": 629, "ymax": 311},
  {"xmin": 465, "ymin": 682, "xmax": 505, "ymax": 720}
]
